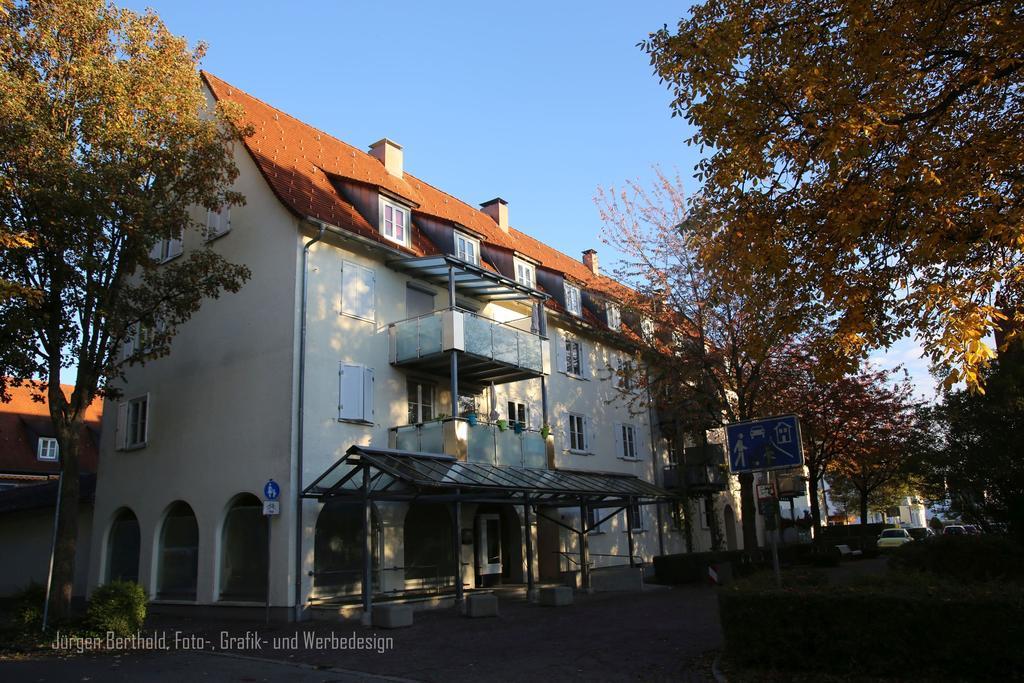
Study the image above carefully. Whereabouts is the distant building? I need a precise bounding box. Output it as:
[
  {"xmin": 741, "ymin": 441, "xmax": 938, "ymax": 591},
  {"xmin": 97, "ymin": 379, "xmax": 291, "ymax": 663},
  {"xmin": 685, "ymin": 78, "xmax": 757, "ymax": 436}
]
[{"xmin": 0, "ymin": 382, "xmax": 102, "ymax": 596}]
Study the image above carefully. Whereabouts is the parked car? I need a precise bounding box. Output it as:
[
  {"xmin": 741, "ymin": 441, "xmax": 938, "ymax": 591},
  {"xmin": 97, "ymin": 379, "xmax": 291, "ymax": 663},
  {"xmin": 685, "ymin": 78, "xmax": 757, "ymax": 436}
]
[
  {"xmin": 943, "ymin": 525, "xmax": 966, "ymax": 536},
  {"xmin": 964, "ymin": 524, "xmax": 982, "ymax": 535},
  {"xmin": 906, "ymin": 527, "xmax": 934, "ymax": 541},
  {"xmin": 877, "ymin": 528, "xmax": 914, "ymax": 549}
]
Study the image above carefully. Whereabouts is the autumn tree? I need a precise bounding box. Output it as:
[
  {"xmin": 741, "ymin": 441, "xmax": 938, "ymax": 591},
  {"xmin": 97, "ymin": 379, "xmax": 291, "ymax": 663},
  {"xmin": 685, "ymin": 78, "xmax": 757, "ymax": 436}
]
[
  {"xmin": 0, "ymin": 0, "xmax": 251, "ymax": 618},
  {"xmin": 598, "ymin": 170, "xmax": 817, "ymax": 553},
  {"xmin": 641, "ymin": 0, "xmax": 1024, "ymax": 391},
  {"xmin": 827, "ymin": 374, "xmax": 921, "ymax": 528}
]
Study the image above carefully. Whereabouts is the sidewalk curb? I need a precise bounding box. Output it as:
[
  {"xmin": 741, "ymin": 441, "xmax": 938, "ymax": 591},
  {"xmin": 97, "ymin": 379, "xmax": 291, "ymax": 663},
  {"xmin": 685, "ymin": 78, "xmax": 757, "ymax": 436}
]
[{"xmin": 200, "ymin": 649, "xmax": 420, "ymax": 682}]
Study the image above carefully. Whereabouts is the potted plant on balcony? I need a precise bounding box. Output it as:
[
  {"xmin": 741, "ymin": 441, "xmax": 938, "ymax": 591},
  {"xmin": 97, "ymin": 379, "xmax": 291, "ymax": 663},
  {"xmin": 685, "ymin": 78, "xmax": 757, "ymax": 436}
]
[
  {"xmin": 496, "ymin": 418, "xmax": 508, "ymax": 432},
  {"xmin": 540, "ymin": 423, "xmax": 551, "ymax": 439},
  {"xmin": 466, "ymin": 411, "xmax": 478, "ymax": 427},
  {"xmin": 513, "ymin": 421, "xmax": 524, "ymax": 435}
]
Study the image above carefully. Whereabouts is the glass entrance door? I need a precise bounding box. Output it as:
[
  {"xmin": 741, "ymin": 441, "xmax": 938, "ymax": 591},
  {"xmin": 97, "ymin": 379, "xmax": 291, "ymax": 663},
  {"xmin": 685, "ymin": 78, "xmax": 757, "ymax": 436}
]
[{"xmin": 476, "ymin": 514, "xmax": 502, "ymax": 576}]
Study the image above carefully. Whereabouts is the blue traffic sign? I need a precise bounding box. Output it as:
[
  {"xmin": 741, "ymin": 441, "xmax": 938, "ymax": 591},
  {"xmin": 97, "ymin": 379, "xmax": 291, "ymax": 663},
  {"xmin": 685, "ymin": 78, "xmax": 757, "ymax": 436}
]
[
  {"xmin": 725, "ymin": 415, "xmax": 803, "ymax": 474},
  {"xmin": 264, "ymin": 479, "xmax": 280, "ymax": 501}
]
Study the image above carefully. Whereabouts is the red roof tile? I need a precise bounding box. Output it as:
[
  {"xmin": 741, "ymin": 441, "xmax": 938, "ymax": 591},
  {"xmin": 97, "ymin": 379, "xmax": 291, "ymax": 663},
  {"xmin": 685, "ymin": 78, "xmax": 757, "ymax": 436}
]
[{"xmin": 202, "ymin": 72, "xmax": 636, "ymax": 310}]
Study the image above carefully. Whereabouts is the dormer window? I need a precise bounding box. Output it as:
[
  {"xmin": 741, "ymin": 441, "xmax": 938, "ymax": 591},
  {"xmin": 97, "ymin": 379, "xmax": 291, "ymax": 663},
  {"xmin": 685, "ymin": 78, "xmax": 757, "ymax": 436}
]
[
  {"xmin": 380, "ymin": 198, "xmax": 409, "ymax": 246},
  {"xmin": 640, "ymin": 316, "xmax": 655, "ymax": 339},
  {"xmin": 455, "ymin": 232, "xmax": 479, "ymax": 265},
  {"xmin": 606, "ymin": 302, "xmax": 621, "ymax": 329},
  {"xmin": 564, "ymin": 283, "xmax": 582, "ymax": 317},
  {"xmin": 514, "ymin": 258, "xmax": 535, "ymax": 288}
]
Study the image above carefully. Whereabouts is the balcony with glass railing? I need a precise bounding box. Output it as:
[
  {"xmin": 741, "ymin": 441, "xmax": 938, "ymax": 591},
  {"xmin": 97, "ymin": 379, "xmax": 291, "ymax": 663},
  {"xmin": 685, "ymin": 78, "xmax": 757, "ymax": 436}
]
[
  {"xmin": 389, "ymin": 308, "xmax": 549, "ymax": 386},
  {"xmin": 389, "ymin": 417, "xmax": 550, "ymax": 469}
]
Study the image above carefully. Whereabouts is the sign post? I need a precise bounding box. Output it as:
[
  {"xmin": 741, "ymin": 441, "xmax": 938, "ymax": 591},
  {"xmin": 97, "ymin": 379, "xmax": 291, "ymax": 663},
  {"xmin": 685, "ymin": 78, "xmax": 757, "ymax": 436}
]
[
  {"xmin": 262, "ymin": 479, "xmax": 281, "ymax": 624},
  {"xmin": 727, "ymin": 415, "xmax": 804, "ymax": 588}
]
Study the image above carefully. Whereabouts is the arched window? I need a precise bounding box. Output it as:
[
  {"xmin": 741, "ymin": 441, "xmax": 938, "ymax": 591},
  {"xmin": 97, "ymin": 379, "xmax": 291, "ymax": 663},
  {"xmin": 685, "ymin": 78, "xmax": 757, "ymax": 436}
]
[
  {"xmin": 106, "ymin": 508, "xmax": 140, "ymax": 584},
  {"xmin": 158, "ymin": 501, "xmax": 199, "ymax": 600},
  {"xmin": 313, "ymin": 501, "xmax": 379, "ymax": 597},
  {"xmin": 220, "ymin": 494, "xmax": 267, "ymax": 601},
  {"xmin": 404, "ymin": 503, "xmax": 454, "ymax": 581}
]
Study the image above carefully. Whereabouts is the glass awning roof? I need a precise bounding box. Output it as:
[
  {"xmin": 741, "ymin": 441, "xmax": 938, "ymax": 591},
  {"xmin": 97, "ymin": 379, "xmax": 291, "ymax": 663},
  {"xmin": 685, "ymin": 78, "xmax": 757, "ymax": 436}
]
[
  {"xmin": 388, "ymin": 255, "xmax": 548, "ymax": 302},
  {"xmin": 302, "ymin": 446, "xmax": 674, "ymax": 507}
]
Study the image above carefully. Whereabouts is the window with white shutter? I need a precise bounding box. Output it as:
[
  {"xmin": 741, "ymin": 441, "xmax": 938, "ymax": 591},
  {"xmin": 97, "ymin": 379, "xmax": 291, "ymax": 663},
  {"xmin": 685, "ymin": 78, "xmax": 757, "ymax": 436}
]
[
  {"xmin": 150, "ymin": 229, "xmax": 184, "ymax": 263},
  {"xmin": 606, "ymin": 303, "xmax": 621, "ymax": 329},
  {"xmin": 564, "ymin": 283, "xmax": 582, "ymax": 317},
  {"xmin": 206, "ymin": 207, "xmax": 231, "ymax": 240},
  {"xmin": 566, "ymin": 412, "xmax": 588, "ymax": 453},
  {"xmin": 616, "ymin": 423, "xmax": 638, "ymax": 460},
  {"xmin": 341, "ymin": 261, "xmax": 376, "ymax": 322},
  {"xmin": 338, "ymin": 363, "xmax": 374, "ymax": 423},
  {"xmin": 627, "ymin": 501, "xmax": 645, "ymax": 531},
  {"xmin": 117, "ymin": 395, "xmax": 149, "ymax": 450}
]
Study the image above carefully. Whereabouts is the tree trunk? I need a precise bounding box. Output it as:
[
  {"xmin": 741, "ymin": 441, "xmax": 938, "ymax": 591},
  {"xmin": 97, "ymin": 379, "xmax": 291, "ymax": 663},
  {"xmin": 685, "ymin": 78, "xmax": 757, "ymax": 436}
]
[
  {"xmin": 859, "ymin": 490, "xmax": 869, "ymax": 526},
  {"xmin": 50, "ymin": 419, "xmax": 83, "ymax": 621},
  {"xmin": 683, "ymin": 499, "xmax": 694, "ymax": 553},
  {"xmin": 706, "ymin": 495, "xmax": 723, "ymax": 551},
  {"xmin": 739, "ymin": 472, "xmax": 758, "ymax": 555}
]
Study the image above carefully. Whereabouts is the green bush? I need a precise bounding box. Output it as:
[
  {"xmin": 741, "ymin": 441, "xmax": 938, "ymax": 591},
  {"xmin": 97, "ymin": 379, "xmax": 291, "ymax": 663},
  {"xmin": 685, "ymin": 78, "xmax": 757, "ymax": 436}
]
[
  {"xmin": 719, "ymin": 573, "xmax": 1024, "ymax": 678},
  {"xmin": 891, "ymin": 535, "xmax": 1024, "ymax": 583},
  {"xmin": 10, "ymin": 582, "xmax": 46, "ymax": 628},
  {"xmin": 86, "ymin": 581, "xmax": 146, "ymax": 636}
]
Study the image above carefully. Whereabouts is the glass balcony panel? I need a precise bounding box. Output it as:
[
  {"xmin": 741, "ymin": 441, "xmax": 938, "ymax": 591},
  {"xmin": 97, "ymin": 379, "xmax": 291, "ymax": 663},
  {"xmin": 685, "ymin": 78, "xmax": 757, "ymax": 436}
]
[
  {"xmin": 522, "ymin": 432, "xmax": 547, "ymax": 469},
  {"xmin": 466, "ymin": 423, "xmax": 496, "ymax": 464},
  {"xmin": 519, "ymin": 333, "xmax": 543, "ymax": 372},
  {"xmin": 418, "ymin": 312, "xmax": 443, "ymax": 356},
  {"xmin": 495, "ymin": 428, "xmax": 523, "ymax": 468},
  {"xmin": 394, "ymin": 425, "xmax": 420, "ymax": 451},
  {"xmin": 491, "ymin": 325, "xmax": 519, "ymax": 365},
  {"xmin": 464, "ymin": 314, "xmax": 492, "ymax": 358},
  {"xmin": 394, "ymin": 320, "xmax": 419, "ymax": 362},
  {"xmin": 419, "ymin": 419, "xmax": 444, "ymax": 453}
]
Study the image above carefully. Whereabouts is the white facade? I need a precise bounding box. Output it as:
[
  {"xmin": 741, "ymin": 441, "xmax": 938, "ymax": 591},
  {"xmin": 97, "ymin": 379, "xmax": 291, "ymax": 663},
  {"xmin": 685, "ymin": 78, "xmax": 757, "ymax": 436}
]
[{"xmin": 88, "ymin": 76, "xmax": 744, "ymax": 617}]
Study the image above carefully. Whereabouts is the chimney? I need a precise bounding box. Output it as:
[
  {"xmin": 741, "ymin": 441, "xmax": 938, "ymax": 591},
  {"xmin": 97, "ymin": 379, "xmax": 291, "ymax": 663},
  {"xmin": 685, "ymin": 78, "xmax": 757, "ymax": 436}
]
[
  {"xmin": 583, "ymin": 249, "xmax": 599, "ymax": 275},
  {"xmin": 481, "ymin": 197, "xmax": 509, "ymax": 233},
  {"xmin": 369, "ymin": 138, "xmax": 403, "ymax": 178}
]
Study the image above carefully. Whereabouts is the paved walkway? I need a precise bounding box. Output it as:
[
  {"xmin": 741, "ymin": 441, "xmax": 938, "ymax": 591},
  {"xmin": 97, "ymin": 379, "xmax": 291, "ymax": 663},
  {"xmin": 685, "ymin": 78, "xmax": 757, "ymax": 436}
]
[{"xmin": 5, "ymin": 585, "xmax": 722, "ymax": 682}]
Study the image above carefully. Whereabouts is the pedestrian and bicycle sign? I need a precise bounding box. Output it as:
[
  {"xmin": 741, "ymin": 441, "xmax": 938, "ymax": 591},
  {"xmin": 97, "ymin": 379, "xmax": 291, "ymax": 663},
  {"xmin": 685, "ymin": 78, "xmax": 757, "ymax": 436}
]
[
  {"xmin": 263, "ymin": 479, "xmax": 281, "ymax": 516},
  {"xmin": 725, "ymin": 415, "xmax": 803, "ymax": 474}
]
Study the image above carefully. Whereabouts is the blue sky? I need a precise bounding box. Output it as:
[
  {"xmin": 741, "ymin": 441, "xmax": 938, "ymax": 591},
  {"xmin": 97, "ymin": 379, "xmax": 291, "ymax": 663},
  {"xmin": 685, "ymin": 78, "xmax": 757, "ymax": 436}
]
[{"xmin": 111, "ymin": 0, "xmax": 936, "ymax": 398}]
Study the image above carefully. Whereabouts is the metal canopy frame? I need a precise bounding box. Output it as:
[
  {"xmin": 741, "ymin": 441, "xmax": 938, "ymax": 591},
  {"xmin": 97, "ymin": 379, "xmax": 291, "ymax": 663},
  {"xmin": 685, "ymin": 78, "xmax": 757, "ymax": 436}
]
[
  {"xmin": 388, "ymin": 255, "xmax": 548, "ymax": 303},
  {"xmin": 303, "ymin": 446, "xmax": 676, "ymax": 620},
  {"xmin": 302, "ymin": 446, "xmax": 674, "ymax": 508}
]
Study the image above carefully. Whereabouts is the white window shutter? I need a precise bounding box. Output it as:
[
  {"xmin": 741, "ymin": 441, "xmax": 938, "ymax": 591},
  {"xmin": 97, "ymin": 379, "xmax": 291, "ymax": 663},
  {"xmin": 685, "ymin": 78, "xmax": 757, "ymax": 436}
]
[
  {"xmin": 149, "ymin": 240, "xmax": 162, "ymax": 261},
  {"xmin": 116, "ymin": 401, "xmax": 128, "ymax": 450},
  {"xmin": 169, "ymin": 233, "xmax": 183, "ymax": 258},
  {"xmin": 339, "ymin": 363, "xmax": 364, "ymax": 420},
  {"xmin": 562, "ymin": 414, "xmax": 571, "ymax": 451},
  {"xmin": 579, "ymin": 342, "xmax": 589, "ymax": 378},
  {"xmin": 141, "ymin": 393, "xmax": 150, "ymax": 444},
  {"xmin": 614, "ymin": 423, "xmax": 623, "ymax": 458},
  {"xmin": 362, "ymin": 367, "xmax": 375, "ymax": 422},
  {"xmin": 122, "ymin": 326, "xmax": 136, "ymax": 360},
  {"xmin": 583, "ymin": 416, "xmax": 591, "ymax": 451},
  {"xmin": 342, "ymin": 261, "xmax": 376, "ymax": 322},
  {"xmin": 556, "ymin": 336, "xmax": 567, "ymax": 374}
]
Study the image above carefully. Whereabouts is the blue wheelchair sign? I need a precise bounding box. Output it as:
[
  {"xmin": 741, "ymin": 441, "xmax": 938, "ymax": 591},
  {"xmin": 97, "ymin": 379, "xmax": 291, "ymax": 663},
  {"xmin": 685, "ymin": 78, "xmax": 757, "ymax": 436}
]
[
  {"xmin": 725, "ymin": 415, "xmax": 803, "ymax": 474},
  {"xmin": 263, "ymin": 479, "xmax": 280, "ymax": 501}
]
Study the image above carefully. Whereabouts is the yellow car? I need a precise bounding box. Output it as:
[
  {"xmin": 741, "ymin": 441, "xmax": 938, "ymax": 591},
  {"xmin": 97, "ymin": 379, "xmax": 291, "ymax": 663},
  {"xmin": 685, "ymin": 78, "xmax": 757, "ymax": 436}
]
[{"xmin": 877, "ymin": 528, "xmax": 914, "ymax": 549}]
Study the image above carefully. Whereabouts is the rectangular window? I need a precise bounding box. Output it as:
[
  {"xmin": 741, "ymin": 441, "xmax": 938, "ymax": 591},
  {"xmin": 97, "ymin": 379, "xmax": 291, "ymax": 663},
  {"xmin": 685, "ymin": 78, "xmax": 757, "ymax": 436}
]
[
  {"xmin": 606, "ymin": 302, "xmax": 621, "ymax": 329},
  {"xmin": 37, "ymin": 437, "xmax": 59, "ymax": 461},
  {"xmin": 380, "ymin": 198, "xmax": 409, "ymax": 246},
  {"xmin": 564, "ymin": 283, "xmax": 582, "ymax": 316},
  {"xmin": 507, "ymin": 401, "xmax": 529, "ymax": 430},
  {"xmin": 455, "ymin": 232, "xmax": 480, "ymax": 265},
  {"xmin": 406, "ymin": 284, "xmax": 435, "ymax": 318},
  {"xmin": 640, "ymin": 316, "xmax": 655, "ymax": 340},
  {"xmin": 617, "ymin": 423, "xmax": 638, "ymax": 459},
  {"xmin": 563, "ymin": 338, "xmax": 583, "ymax": 377},
  {"xmin": 150, "ymin": 229, "xmax": 183, "ymax": 263},
  {"xmin": 671, "ymin": 501, "xmax": 686, "ymax": 531},
  {"xmin": 699, "ymin": 499, "xmax": 710, "ymax": 529},
  {"xmin": 117, "ymin": 395, "xmax": 149, "ymax": 450},
  {"xmin": 206, "ymin": 206, "xmax": 230, "ymax": 240},
  {"xmin": 588, "ymin": 507, "xmax": 605, "ymax": 534},
  {"xmin": 341, "ymin": 260, "xmax": 375, "ymax": 322},
  {"xmin": 339, "ymin": 363, "xmax": 374, "ymax": 423},
  {"xmin": 614, "ymin": 354, "xmax": 634, "ymax": 391},
  {"xmin": 567, "ymin": 413, "xmax": 588, "ymax": 452},
  {"xmin": 514, "ymin": 258, "xmax": 536, "ymax": 288},
  {"xmin": 407, "ymin": 380, "xmax": 434, "ymax": 424},
  {"xmin": 627, "ymin": 502, "xmax": 644, "ymax": 531}
]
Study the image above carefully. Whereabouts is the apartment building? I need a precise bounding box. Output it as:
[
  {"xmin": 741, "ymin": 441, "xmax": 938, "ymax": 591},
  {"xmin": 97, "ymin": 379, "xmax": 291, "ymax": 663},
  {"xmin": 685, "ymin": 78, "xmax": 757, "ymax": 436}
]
[{"xmin": 87, "ymin": 73, "xmax": 743, "ymax": 618}]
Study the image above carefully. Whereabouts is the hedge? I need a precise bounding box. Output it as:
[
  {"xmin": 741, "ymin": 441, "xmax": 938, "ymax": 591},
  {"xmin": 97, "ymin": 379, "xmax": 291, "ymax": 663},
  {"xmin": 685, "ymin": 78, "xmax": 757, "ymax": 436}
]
[
  {"xmin": 653, "ymin": 550, "xmax": 754, "ymax": 583},
  {"xmin": 891, "ymin": 535, "xmax": 1024, "ymax": 583},
  {"xmin": 719, "ymin": 575, "xmax": 1024, "ymax": 678}
]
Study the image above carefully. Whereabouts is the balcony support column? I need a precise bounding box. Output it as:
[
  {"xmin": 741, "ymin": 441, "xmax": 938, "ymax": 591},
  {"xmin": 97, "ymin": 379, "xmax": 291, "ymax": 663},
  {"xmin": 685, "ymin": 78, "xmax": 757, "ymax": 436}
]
[
  {"xmin": 627, "ymin": 498, "xmax": 636, "ymax": 568},
  {"xmin": 578, "ymin": 499, "xmax": 591, "ymax": 592},
  {"xmin": 524, "ymin": 495, "xmax": 535, "ymax": 598},
  {"xmin": 537, "ymin": 299, "xmax": 550, "ymax": 427},
  {"xmin": 448, "ymin": 264, "xmax": 459, "ymax": 418},
  {"xmin": 452, "ymin": 488, "xmax": 464, "ymax": 610}
]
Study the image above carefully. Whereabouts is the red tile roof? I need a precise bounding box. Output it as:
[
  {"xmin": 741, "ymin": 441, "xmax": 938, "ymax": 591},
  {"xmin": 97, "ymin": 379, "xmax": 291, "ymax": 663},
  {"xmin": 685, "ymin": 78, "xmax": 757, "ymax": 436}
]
[
  {"xmin": 202, "ymin": 73, "xmax": 636, "ymax": 309},
  {"xmin": 0, "ymin": 383, "xmax": 102, "ymax": 478}
]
